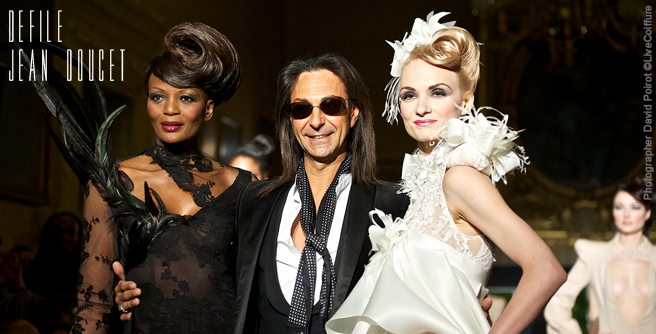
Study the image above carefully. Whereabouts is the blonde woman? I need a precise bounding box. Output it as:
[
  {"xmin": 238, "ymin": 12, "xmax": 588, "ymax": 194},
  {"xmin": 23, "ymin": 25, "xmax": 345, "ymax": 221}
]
[{"xmin": 326, "ymin": 12, "xmax": 565, "ymax": 334}]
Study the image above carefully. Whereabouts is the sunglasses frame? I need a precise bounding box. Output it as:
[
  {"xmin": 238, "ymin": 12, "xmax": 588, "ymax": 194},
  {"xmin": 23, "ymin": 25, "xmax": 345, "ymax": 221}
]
[{"xmin": 289, "ymin": 96, "xmax": 350, "ymax": 120}]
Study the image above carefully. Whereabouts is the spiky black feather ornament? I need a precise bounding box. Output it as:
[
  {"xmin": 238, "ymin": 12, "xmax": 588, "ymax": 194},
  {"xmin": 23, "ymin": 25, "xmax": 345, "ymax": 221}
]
[{"xmin": 5, "ymin": 41, "xmax": 187, "ymax": 272}]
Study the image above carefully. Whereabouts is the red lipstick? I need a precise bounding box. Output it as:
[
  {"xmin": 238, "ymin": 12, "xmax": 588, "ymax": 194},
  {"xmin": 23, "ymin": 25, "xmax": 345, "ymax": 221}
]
[{"xmin": 161, "ymin": 121, "xmax": 183, "ymax": 132}]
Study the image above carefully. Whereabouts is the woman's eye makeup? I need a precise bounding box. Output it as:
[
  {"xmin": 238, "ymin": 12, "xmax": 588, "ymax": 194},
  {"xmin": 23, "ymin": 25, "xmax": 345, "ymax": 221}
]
[
  {"xmin": 148, "ymin": 92, "xmax": 199, "ymax": 102},
  {"xmin": 614, "ymin": 204, "xmax": 644, "ymax": 211},
  {"xmin": 399, "ymin": 87, "xmax": 448, "ymax": 101},
  {"xmin": 400, "ymin": 91, "xmax": 416, "ymax": 101},
  {"xmin": 149, "ymin": 93, "xmax": 164, "ymax": 101},
  {"xmin": 430, "ymin": 88, "xmax": 447, "ymax": 97},
  {"xmin": 180, "ymin": 95, "xmax": 197, "ymax": 102}
]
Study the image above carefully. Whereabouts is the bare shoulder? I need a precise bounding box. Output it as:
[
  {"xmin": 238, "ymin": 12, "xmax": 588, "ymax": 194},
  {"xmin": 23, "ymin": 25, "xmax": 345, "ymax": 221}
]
[
  {"xmin": 209, "ymin": 159, "xmax": 241, "ymax": 183},
  {"xmin": 442, "ymin": 165, "xmax": 508, "ymax": 231},
  {"xmin": 118, "ymin": 155, "xmax": 158, "ymax": 172},
  {"xmin": 116, "ymin": 155, "xmax": 167, "ymax": 198},
  {"xmin": 443, "ymin": 165, "xmax": 496, "ymax": 198},
  {"xmin": 120, "ymin": 154, "xmax": 161, "ymax": 174}
]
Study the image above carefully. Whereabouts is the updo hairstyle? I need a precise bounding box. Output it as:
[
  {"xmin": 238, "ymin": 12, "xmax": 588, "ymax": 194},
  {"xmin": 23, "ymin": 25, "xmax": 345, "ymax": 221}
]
[
  {"xmin": 231, "ymin": 134, "xmax": 275, "ymax": 176},
  {"xmin": 406, "ymin": 26, "xmax": 480, "ymax": 94},
  {"xmin": 384, "ymin": 26, "xmax": 481, "ymax": 124},
  {"xmin": 614, "ymin": 175, "xmax": 653, "ymax": 235},
  {"xmin": 145, "ymin": 22, "xmax": 241, "ymax": 107}
]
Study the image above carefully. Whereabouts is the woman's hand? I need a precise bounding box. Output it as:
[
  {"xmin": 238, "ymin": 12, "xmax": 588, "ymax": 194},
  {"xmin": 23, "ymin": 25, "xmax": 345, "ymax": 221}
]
[{"xmin": 113, "ymin": 261, "xmax": 141, "ymax": 321}]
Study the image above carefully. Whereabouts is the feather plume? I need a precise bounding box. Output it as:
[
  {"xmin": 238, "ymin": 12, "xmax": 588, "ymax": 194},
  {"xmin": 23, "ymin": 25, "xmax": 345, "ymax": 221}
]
[{"xmin": 5, "ymin": 41, "xmax": 186, "ymax": 271}]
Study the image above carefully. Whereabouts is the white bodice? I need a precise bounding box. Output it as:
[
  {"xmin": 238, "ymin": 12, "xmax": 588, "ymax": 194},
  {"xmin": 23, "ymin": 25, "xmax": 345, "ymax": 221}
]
[
  {"xmin": 401, "ymin": 141, "xmax": 495, "ymax": 272},
  {"xmin": 398, "ymin": 108, "xmax": 529, "ymax": 273}
]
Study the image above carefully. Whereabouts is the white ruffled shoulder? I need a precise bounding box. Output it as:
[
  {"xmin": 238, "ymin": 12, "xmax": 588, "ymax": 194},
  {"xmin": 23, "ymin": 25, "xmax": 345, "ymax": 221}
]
[
  {"xmin": 402, "ymin": 106, "xmax": 529, "ymax": 188},
  {"xmin": 445, "ymin": 107, "xmax": 529, "ymax": 184},
  {"xmin": 446, "ymin": 144, "xmax": 492, "ymax": 176}
]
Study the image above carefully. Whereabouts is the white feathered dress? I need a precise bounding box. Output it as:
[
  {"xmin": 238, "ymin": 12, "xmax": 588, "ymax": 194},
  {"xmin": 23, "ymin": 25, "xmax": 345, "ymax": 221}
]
[{"xmin": 326, "ymin": 110, "xmax": 528, "ymax": 334}]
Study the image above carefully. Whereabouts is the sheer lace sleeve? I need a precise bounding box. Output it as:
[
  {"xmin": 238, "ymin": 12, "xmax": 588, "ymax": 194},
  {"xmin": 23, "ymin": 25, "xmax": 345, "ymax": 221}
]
[
  {"xmin": 446, "ymin": 143, "xmax": 491, "ymax": 176},
  {"xmin": 70, "ymin": 182, "xmax": 119, "ymax": 334}
]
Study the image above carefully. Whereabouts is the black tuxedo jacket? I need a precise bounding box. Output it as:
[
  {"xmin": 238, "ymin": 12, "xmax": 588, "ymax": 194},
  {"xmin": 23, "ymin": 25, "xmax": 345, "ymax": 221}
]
[{"xmin": 233, "ymin": 179, "xmax": 409, "ymax": 334}]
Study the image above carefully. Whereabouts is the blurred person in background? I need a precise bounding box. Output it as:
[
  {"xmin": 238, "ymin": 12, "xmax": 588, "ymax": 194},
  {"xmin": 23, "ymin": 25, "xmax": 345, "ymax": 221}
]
[
  {"xmin": 24, "ymin": 212, "xmax": 81, "ymax": 303},
  {"xmin": 0, "ymin": 319, "xmax": 40, "ymax": 334},
  {"xmin": 545, "ymin": 175, "xmax": 656, "ymax": 333},
  {"xmin": 229, "ymin": 134, "xmax": 275, "ymax": 180},
  {"xmin": 0, "ymin": 245, "xmax": 34, "ymax": 295},
  {"xmin": 0, "ymin": 245, "xmax": 41, "ymax": 325},
  {"xmin": 22, "ymin": 212, "xmax": 82, "ymax": 330},
  {"xmin": 0, "ymin": 227, "xmax": 74, "ymax": 333}
]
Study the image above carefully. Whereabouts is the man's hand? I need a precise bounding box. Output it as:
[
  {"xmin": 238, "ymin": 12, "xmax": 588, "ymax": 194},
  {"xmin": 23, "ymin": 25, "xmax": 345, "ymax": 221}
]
[
  {"xmin": 113, "ymin": 262, "xmax": 141, "ymax": 321},
  {"xmin": 482, "ymin": 296, "xmax": 493, "ymax": 326}
]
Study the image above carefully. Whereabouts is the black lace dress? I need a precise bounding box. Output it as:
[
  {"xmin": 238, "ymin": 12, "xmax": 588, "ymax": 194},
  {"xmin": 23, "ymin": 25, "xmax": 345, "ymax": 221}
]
[{"xmin": 71, "ymin": 144, "xmax": 252, "ymax": 334}]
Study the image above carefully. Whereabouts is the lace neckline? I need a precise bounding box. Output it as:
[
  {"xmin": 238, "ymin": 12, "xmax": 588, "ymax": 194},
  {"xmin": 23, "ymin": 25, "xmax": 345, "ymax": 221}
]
[
  {"xmin": 144, "ymin": 144, "xmax": 212, "ymax": 170},
  {"xmin": 143, "ymin": 143, "xmax": 216, "ymax": 207}
]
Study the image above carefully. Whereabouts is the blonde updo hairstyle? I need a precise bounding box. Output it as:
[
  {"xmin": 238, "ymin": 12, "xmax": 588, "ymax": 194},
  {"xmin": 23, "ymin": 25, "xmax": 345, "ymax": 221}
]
[
  {"xmin": 384, "ymin": 26, "xmax": 480, "ymax": 123},
  {"xmin": 407, "ymin": 26, "xmax": 480, "ymax": 95}
]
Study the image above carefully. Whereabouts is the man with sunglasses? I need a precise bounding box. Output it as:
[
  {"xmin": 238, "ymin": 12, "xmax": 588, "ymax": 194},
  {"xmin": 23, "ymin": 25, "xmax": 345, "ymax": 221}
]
[
  {"xmin": 113, "ymin": 53, "xmax": 408, "ymax": 334},
  {"xmin": 113, "ymin": 53, "xmax": 488, "ymax": 333},
  {"xmin": 231, "ymin": 53, "xmax": 410, "ymax": 334}
]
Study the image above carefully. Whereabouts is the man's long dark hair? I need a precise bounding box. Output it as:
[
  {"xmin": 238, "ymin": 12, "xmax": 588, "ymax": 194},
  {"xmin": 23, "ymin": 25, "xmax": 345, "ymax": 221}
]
[{"xmin": 262, "ymin": 53, "xmax": 379, "ymax": 195}]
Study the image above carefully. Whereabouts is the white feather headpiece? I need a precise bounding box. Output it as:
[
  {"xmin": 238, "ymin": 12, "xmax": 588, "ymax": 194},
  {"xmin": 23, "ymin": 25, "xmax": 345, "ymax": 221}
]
[{"xmin": 382, "ymin": 12, "xmax": 456, "ymax": 124}]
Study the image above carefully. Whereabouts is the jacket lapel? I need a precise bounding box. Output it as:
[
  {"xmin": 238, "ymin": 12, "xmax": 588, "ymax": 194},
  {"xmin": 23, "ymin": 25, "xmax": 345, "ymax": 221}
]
[
  {"xmin": 260, "ymin": 191, "xmax": 293, "ymax": 315},
  {"xmin": 332, "ymin": 183, "xmax": 376, "ymax": 315},
  {"xmin": 236, "ymin": 184, "xmax": 285, "ymax": 284},
  {"xmin": 235, "ymin": 182, "xmax": 290, "ymax": 334}
]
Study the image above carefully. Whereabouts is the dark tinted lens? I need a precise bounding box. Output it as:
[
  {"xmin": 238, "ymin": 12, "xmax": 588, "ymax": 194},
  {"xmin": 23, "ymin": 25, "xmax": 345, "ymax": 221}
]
[
  {"xmin": 290, "ymin": 102, "xmax": 313, "ymax": 119},
  {"xmin": 320, "ymin": 97, "xmax": 346, "ymax": 115}
]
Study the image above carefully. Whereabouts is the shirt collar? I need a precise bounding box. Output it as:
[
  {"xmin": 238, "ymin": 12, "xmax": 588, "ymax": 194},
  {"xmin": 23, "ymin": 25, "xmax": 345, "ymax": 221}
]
[
  {"xmin": 291, "ymin": 173, "xmax": 353, "ymax": 205},
  {"xmin": 609, "ymin": 233, "xmax": 653, "ymax": 257}
]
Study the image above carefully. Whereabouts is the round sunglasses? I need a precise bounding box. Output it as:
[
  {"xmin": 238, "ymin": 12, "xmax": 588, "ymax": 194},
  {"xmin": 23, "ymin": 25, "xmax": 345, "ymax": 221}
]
[{"xmin": 289, "ymin": 96, "xmax": 348, "ymax": 119}]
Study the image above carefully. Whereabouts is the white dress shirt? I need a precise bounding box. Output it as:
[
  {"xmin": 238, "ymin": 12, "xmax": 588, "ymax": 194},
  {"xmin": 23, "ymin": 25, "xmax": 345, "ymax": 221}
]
[{"xmin": 276, "ymin": 173, "xmax": 353, "ymax": 305}]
